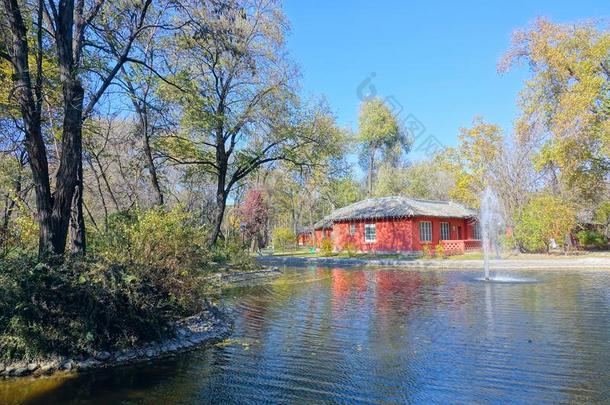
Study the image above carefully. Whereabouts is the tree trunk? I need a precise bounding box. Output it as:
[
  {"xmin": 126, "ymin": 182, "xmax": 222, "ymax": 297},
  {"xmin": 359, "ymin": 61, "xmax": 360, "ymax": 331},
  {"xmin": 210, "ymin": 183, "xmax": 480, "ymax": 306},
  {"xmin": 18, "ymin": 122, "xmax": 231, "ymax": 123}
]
[
  {"xmin": 69, "ymin": 158, "xmax": 86, "ymax": 254},
  {"xmin": 46, "ymin": 78, "xmax": 84, "ymax": 257},
  {"xmin": 2, "ymin": 171, "xmax": 22, "ymax": 231},
  {"xmin": 210, "ymin": 185, "xmax": 227, "ymax": 247},
  {"xmin": 368, "ymin": 152, "xmax": 375, "ymax": 196},
  {"xmin": 3, "ymin": 0, "xmax": 55, "ymax": 257},
  {"xmin": 132, "ymin": 98, "xmax": 164, "ymax": 206}
]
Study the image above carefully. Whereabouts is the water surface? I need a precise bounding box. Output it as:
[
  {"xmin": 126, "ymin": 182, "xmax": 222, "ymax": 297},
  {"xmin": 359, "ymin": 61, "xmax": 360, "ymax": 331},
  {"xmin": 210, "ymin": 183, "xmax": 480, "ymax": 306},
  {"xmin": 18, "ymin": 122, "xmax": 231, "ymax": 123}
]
[{"xmin": 4, "ymin": 266, "xmax": 610, "ymax": 404}]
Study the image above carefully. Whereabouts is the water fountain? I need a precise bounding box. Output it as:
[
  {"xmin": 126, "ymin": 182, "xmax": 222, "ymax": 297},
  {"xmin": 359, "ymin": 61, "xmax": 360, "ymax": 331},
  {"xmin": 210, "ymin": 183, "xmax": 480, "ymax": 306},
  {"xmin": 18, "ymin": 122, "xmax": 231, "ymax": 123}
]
[
  {"xmin": 477, "ymin": 187, "xmax": 536, "ymax": 284},
  {"xmin": 480, "ymin": 187, "xmax": 503, "ymax": 280}
]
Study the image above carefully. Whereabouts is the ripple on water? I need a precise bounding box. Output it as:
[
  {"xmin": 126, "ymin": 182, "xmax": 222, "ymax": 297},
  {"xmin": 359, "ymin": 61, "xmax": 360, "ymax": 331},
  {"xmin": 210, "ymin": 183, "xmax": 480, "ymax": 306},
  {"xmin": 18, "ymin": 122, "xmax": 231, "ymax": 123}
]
[{"xmin": 5, "ymin": 267, "xmax": 610, "ymax": 404}]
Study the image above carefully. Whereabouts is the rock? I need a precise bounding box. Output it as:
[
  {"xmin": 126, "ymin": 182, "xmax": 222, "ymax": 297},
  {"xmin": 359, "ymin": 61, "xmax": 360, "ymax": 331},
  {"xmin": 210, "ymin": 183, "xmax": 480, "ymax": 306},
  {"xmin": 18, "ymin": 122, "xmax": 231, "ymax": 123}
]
[
  {"xmin": 27, "ymin": 363, "xmax": 39, "ymax": 372},
  {"xmin": 61, "ymin": 361, "xmax": 73, "ymax": 371},
  {"xmin": 145, "ymin": 349, "xmax": 154, "ymax": 358},
  {"xmin": 0, "ymin": 363, "xmax": 4, "ymax": 372},
  {"xmin": 77, "ymin": 359, "xmax": 99, "ymax": 370},
  {"xmin": 95, "ymin": 351, "xmax": 111, "ymax": 361},
  {"xmin": 13, "ymin": 367, "xmax": 29, "ymax": 377},
  {"xmin": 40, "ymin": 365, "xmax": 54, "ymax": 375}
]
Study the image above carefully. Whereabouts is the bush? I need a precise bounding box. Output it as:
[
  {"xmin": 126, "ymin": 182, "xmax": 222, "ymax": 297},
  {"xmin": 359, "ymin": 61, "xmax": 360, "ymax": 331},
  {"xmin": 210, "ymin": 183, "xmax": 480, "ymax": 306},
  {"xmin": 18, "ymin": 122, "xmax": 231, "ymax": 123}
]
[
  {"xmin": 320, "ymin": 238, "xmax": 333, "ymax": 256},
  {"xmin": 209, "ymin": 237, "xmax": 257, "ymax": 269},
  {"xmin": 576, "ymin": 230, "xmax": 608, "ymax": 249},
  {"xmin": 422, "ymin": 243, "xmax": 432, "ymax": 259},
  {"xmin": 344, "ymin": 241, "xmax": 357, "ymax": 257},
  {"xmin": 272, "ymin": 227, "xmax": 296, "ymax": 251},
  {"xmin": 515, "ymin": 194, "xmax": 576, "ymax": 253},
  {"xmin": 0, "ymin": 255, "xmax": 203, "ymax": 361},
  {"xmin": 90, "ymin": 207, "xmax": 208, "ymax": 272},
  {"xmin": 435, "ymin": 243, "xmax": 445, "ymax": 259},
  {"xmin": 0, "ymin": 204, "xmax": 39, "ymax": 259}
]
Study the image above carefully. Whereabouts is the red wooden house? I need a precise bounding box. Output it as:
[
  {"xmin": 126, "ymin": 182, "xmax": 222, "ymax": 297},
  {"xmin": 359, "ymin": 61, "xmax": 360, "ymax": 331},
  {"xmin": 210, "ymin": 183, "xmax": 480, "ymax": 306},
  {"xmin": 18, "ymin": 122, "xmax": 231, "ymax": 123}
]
[
  {"xmin": 313, "ymin": 216, "xmax": 333, "ymax": 248},
  {"xmin": 296, "ymin": 227, "xmax": 313, "ymax": 246},
  {"xmin": 313, "ymin": 196, "xmax": 481, "ymax": 255}
]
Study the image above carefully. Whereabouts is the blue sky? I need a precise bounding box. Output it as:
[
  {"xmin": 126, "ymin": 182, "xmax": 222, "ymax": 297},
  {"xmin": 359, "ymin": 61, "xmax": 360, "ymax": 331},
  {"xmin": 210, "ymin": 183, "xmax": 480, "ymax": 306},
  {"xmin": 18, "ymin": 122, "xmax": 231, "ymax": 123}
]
[{"xmin": 284, "ymin": 0, "xmax": 608, "ymax": 160}]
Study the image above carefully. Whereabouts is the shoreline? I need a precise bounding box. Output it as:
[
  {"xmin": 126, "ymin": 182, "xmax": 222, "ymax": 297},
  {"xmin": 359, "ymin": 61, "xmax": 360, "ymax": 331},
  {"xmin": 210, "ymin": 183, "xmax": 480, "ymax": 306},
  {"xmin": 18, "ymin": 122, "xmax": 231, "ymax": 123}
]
[
  {"xmin": 0, "ymin": 267, "xmax": 283, "ymax": 382},
  {"xmin": 0, "ymin": 302, "xmax": 233, "ymax": 381},
  {"xmin": 256, "ymin": 255, "xmax": 610, "ymax": 270}
]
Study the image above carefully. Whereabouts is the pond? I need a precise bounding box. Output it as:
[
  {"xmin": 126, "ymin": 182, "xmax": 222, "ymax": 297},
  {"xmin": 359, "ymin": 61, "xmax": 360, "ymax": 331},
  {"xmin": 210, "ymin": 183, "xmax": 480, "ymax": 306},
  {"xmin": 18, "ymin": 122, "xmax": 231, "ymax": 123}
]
[{"xmin": 3, "ymin": 266, "xmax": 610, "ymax": 404}]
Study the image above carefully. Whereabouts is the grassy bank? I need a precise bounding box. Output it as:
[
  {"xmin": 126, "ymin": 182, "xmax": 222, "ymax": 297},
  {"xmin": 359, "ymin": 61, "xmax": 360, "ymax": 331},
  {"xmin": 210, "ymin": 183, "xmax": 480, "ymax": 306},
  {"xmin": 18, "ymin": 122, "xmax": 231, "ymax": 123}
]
[
  {"xmin": 269, "ymin": 248, "xmax": 610, "ymax": 261},
  {"xmin": 0, "ymin": 208, "xmax": 258, "ymax": 365}
]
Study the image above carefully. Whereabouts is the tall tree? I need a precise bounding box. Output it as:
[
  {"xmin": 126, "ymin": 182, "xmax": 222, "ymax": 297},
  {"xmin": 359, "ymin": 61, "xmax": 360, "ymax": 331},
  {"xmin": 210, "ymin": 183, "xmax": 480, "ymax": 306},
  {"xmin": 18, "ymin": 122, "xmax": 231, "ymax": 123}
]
[
  {"xmin": 499, "ymin": 18, "xmax": 610, "ymax": 202},
  {"xmin": 0, "ymin": 0, "xmax": 153, "ymax": 258},
  {"xmin": 161, "ymin": 0, "xmax": 330, "ymax": 246},
  {"xmin": 357, "ymin": 98, "xmax": 406, "ymax": 196}
]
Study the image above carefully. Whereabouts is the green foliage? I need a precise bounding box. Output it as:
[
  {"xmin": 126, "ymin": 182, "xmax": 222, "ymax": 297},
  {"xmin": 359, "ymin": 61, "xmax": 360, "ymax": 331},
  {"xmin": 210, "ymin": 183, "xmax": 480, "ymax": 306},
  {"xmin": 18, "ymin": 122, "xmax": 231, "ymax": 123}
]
[
  {"xmin": 0, "ymin": 256, "xmax": 202, "ymax": 361},
  {"xmin": 0, "ymin": 204, "xmax": 39, "ymax": 259},
  {"xmin": 576, "ymin": 230, "xmax": 608, "ymax": 250},
  {"xmin": 319, "ymin": 238, "xmax": 333, "ymax": 256},
  {"xmin": 90, "ymin": 207, "xmax": 207, "ymax": 272},
  {"xmin": 358, "ymin": 98, "xmax": 400, "ymax": 147},
  {"xmin": 209, "ymin": 237, "xmax": 257, "ymax": 269},
  {"xmin": 272, "ymin": 227, "xmax": 296, "ymax": 252},
  {"xmin": 515, "ymin": 194, "xmax": 576, "ymax": 252},
  {"xmin": 435, "ymin": 243, "xmax": 446, "ymax": 259}
]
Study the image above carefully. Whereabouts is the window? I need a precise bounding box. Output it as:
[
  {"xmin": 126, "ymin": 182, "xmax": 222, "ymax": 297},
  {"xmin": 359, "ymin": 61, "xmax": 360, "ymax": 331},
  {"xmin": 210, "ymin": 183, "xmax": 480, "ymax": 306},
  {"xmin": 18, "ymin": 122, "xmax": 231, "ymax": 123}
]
[
  {"xmin": 364, "ymin": 224, "xmax": 376, "ymax": 243},
  {"xmin": 419, "ymin": 221, "xmax": 432, "ymax": 242},
  {"xmin": 349, "ymin": 223, "xmax": 356, "ymax": 236},
  {"xmin": 472, "ymin": 222, "xmax": 481, "ymax": 240},
  {"xmin": 440, "ymin": 222, "xmax": 450, "ymax": 240}
]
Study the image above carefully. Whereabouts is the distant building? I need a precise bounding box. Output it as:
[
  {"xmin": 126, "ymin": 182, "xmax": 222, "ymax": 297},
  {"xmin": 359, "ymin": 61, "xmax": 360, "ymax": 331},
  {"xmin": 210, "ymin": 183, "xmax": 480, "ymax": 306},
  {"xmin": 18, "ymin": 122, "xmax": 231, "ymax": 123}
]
[
  {"xmin": 312, "ymin": 196, "xmax": 482, "ymax": 254},
  {"xmin": 296, "ymin": 227, "xmax": 313, "ymax": 246}
]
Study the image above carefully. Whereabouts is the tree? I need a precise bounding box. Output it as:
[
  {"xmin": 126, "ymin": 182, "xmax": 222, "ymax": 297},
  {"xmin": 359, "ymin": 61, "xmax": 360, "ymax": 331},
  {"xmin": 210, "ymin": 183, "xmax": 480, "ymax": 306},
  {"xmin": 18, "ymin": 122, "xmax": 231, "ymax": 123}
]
[
  {"xmin": 0, "ymin": 0, "xmax": 153, "ymax": 258},
  {"xmin": 160, "ymin": 1, "xmax": 336, "ymax": 246},
  {"xmin": 514, "ymin": 194, "xmax": 576, "ymax": 253},
  {"xmin": 500, "ymin": 18, "xmax": 610, "ymax": 202},
  {"xmin": 357, "ymin": 98, "xmax": 406, "ymax": 196},
  {"xmin": 235, "ymin": 188, "xmax": 269, "ymax": 251},
  {"xmin": 438, "ymin": 117, "xmax": 504, "ymax": 208}
]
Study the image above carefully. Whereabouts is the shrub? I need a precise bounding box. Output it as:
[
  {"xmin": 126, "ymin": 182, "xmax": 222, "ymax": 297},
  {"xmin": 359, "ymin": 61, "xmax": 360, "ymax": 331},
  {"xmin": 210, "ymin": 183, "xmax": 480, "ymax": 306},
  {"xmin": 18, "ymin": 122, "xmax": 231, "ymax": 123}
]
[
  {"xmin": 0, "ymin": 204, "xmax": 39, "ymax": 259},
  {"xmin": 576, "ymin": 230, "xmax": 608, "ymax": 249},
  {"xmin": 435, "ymin": 243, "xmax": 446, "ymax": 259},
  {"xmin": 209, "ymin": 236, "xmax": 257, "ymax": 269},
  {"xmin": 515, "ymin": 194, "xmax": 576, "ymax": 253},
  {"xmin": 421, "ymin": 243, "xmax": 432, "ymax": 259},
  {"xmin": 320, "ymin": 238, "xmax": 333, "ymax": 256},
  {"xmin": 0, "ymin": 256, "xmax": 203, "ymax": 361},
  {"xmin": 90, "ymin": 207, "xmax": 208, "ymax": 272},
  {"xmin": 272, "ymin": 227, "xmax": 296, "ymax": 251},
  {"xmin": 344, "ymin": 241, "xmax": 357, "ymax": 257}
]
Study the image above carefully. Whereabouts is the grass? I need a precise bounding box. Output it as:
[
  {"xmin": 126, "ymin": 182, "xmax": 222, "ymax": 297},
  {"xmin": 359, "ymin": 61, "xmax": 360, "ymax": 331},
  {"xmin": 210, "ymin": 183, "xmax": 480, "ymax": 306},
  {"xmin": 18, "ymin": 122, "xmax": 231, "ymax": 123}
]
[{"xmin": 267, "ymin": 247, "xmax": 610, "ymax": 261}]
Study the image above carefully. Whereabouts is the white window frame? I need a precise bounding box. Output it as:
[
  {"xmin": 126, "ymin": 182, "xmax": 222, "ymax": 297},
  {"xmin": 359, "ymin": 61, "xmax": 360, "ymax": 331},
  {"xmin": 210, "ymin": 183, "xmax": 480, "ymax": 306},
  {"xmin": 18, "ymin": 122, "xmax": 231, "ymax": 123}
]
[
  {"xmin": 349, "ymin": 223, "xmax": 356, "ymax": 236},
  {"xmin": 419, "ymin": 221, "xmax": 432, "ymax": 242},
  {"xmin": 364, "ymin": 223, "xmax": 376, "ymax": 243},
  {"xmin": 440, "ymin": 222, "xmax": 450, "ymax": 240}
]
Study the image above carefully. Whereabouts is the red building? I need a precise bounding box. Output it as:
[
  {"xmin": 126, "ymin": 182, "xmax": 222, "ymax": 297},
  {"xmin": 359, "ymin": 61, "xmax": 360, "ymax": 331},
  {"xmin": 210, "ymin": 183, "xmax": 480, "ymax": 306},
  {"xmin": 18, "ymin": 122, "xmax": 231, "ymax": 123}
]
[
  {"xmin": 296, "ymin": 227, "xmax": 313, "ymax": 246},
  {"xmin": 313, "ymin": 216, "xmax": 333, "ymax": 248},
  {"xmin": 314, "ymin": 197, "xmax": 481, "ymax": 254}
]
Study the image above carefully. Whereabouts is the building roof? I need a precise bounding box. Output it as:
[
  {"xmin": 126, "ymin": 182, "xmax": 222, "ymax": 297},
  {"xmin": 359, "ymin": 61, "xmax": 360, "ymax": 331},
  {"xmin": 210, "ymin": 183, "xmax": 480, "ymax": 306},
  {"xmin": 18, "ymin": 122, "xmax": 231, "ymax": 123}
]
[
  {"xmin": 313, "ymin": 215, "xmax": 333, "ymax": 230},
  {"xmin": 296, "ymin": 226, "xmax": 313, "ymax": 235},
  {"xmin": 329, "ymin": 196, "xmax": 476, "ymax": 222}
]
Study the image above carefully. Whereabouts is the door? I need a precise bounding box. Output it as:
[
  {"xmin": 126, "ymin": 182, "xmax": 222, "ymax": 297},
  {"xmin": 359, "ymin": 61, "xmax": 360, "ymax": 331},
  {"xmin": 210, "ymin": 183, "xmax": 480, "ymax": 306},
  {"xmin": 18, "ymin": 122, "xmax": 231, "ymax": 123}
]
[{"xmin": 457, "ymin": 226, "xmax": 462, "ymax": 240}]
